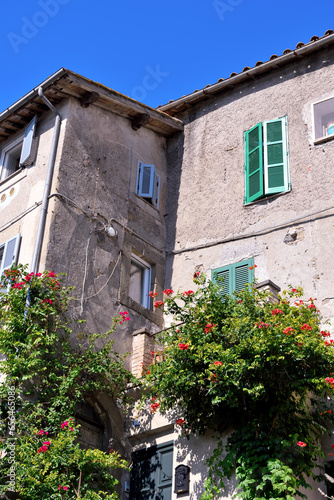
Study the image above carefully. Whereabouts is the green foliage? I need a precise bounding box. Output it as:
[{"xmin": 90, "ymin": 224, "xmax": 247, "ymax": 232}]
[
  {"xmin": 0, "ymin": 265, "xmax": 136, "ymax": 499},
  {"xmin": 12, "ymin": 423, "xmax": 128, "ymax": 500},
  {"xmin": 144, "ymin": 274, "xmax": 334, "ymax": 499}
]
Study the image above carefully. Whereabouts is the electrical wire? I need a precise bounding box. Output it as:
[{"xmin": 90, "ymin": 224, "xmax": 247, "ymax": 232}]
[
  {"xmin": 168, "ymin": 204, "xmax": 334, "ymax": 255},
  {"xmin": 83, "ymin": 251, "xmax": 122, "ymax": 301},
  {"xmin": 49, "ymin": 192, "xmax": 164, "ymax": 253},
  {"xmin": 76, "ymin": 250, "xmax": 122, "ymax": 310},
  {"xmin": 80, "ymin": 232, "xmax": 92, "ymax": 315},
  {"xmin": 0, "ymin": 202, "xmax": 41, "ymax": 233}
]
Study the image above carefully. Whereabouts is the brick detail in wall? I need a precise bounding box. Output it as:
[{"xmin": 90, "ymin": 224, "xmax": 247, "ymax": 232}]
[{"xmin": 132, "ymin": 328, "xmax": 154, "ymax": 377}]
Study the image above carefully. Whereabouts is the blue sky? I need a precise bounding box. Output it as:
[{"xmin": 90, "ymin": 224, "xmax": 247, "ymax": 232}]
[{"xmin": 1, "ymin": 0, "xmax": 333, "ymax": 112}]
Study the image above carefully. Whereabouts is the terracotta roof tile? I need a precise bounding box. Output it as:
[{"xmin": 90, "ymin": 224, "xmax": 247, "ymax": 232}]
[{"xmin": 158, "ymin": 29, "xmax": 334, "ymax": 111}]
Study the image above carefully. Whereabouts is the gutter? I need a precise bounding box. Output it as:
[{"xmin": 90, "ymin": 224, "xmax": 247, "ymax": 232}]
[
  {"xmin": 30, "ymin": 88, "xmax": 62, "ymax": 273},
  {"xmin": 159, "ymin": 33, "xmax": 334, "ymax": 112},
  {"xmin": 0, "ymin": 68, "xmax": 66, "ymax": 123}
]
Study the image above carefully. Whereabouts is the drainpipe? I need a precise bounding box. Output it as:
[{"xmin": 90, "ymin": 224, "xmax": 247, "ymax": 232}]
[{"xmin": 30, "ymin": 87, "xmax": 62, "ymax": 274}]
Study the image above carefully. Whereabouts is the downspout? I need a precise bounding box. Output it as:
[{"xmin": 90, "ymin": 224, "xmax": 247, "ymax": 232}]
[{"xmin": 30, "ymin": 87, "xmax": 62, "ymax": 273}]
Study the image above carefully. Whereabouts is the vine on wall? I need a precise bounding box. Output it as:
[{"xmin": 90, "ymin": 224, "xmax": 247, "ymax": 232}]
[
  {"xmin": 0, "ymin": 266, "xmax": 136, "ymax": 500},
  {"xmin": 144, "ymin": 272, "xmax": 334, "ymax": 499}
]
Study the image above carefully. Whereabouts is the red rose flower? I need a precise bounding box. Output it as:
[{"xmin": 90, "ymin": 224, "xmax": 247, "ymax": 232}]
[
  {"xmin": 178, "ymin": 343, "xmax": 189, "ymax": 350},
  {"xmin": 176, "ymin": 418, "xmax": 185, "ymax": 426},
  {"xmin": 271, "ymin": 309, "xmax": 283, "ymax": 315}
]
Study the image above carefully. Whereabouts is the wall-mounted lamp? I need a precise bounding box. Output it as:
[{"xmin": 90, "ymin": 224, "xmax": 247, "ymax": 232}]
[{"xmin": 105, "ymin": 225, "xmax": 117, "ymax": 238}]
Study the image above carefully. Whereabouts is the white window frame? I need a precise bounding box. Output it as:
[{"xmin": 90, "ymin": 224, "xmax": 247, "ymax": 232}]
[
  {"xmin": 263, "ymin": 118, "xmax": 289, "ymax": 195},
  {"xmin": 136, "ymin": 160, "xmax": 160, "ymax": 209},
  {"xmin": 0, "ymin": 234, "xmax": 21, "ymax": 293},
  {"xmin": 0, "ymin": 116, "xmax": 37, "ymax": 182},
  {"xmin": 312, "ymin": 97, "xmax": 334, "ymax": 143},
  {"xmin": 129, "ymin": 254, "xmax": 152, "ymax": 309}
]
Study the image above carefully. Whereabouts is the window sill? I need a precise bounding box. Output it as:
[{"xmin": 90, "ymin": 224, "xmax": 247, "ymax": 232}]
[
  {"xmin": 0, "ymin": 168, "xmax": 25, "ymax": 188},
  {"xmin": 119, "ymin": 294, "xmax": 163, "ymax": 327},
  {"xmin": 313, "ymin": 135, "xmax": 334, "ymax": 145},
  {"xmin": 134, "ymin": 193, "xmax": 160, "ymax": 211},
  {"xmin": 244, "ymin": 189, "xmax": 291, "ymax": 207}
]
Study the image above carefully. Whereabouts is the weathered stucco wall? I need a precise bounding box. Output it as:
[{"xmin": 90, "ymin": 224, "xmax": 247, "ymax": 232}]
[
  {"xmin": 166, "ymin": 47, "xmax": 334, "ymax": 329},
  {"xmin": 45, "ymin": 97, "xmax": 167, "ymax": 361},
  {"xmin": 160, "ymin": 47, "xmax": 334, "ymax": 500},
  {"xmin": 0, "ymin": 101, "xmax": 69, "ymax": 272}
]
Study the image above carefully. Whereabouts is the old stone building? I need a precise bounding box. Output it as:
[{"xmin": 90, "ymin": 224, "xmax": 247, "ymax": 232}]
[{"xmin": 1, "ymin": 29, "xmax": 334, "ymax": 499}]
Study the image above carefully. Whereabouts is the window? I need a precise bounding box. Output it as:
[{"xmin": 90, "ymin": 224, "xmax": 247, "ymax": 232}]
[
  {"xmin": 0, "ymin": 116, "xmax": 37, "ymax": 182},
  {"xmin": 75, "ymin": 402, "xmax": 105, "ymax": 451},
  {"xmin": 244, "ymin": 116, "xmax": 289, "ymax": 204},
  {"xmin": 136, "ymin": 161, "xmax": 160, "ymax": 208},
  {"xmin": 129, "ymin": 255, "xmax": 152, "ymax": 309},
  {"xmin": 212, "ymin": 258, "xmax": 254, "ymax": 297},
  {"xmin": 313, "ymin": 97, "xmax": 334, "ymax": 142},
  {"xmin": 0, "ymin": 234, "xmax": 21, "ymax": 293},
  {"xmin": 130, "ymin": 442, "xmax": 173, "ymax": 500}
]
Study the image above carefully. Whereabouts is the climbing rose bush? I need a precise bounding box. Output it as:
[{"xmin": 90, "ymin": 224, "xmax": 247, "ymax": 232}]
[
  {"xmin": 0, "ymin": 265, "xmax": 135, "ymax": 499},
  {"xmin": 144, "ymin": 273, "xmax": 334, "ymax": 500}
]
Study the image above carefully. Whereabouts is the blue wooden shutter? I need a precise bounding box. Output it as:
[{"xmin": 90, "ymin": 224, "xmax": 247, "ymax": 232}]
[
  {"xmin": 244, "ymin": 123, "xmax": 264, "ymax": 203},
  {"xmin": 154, "ymin": 175, "xmax": 160, "ymax": 208},
  {"xmin": 0, "ymin": 234, "xmax": 21, "ymax": 293},
  {"xmin": 20, "ymin": 116, "xmax": 37, "ymax": 166},
  {"xmin": 263, "ymin": 117, "xmax": 289, "ymax": 195},
  {"xmin": 138, "ymin": 163, "xmax": 156, "ymax": 199}
]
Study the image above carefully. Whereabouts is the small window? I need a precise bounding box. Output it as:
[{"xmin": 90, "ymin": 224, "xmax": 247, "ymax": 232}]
[
  {"xmin": 129, "ymin": 255, "xmax": 152, "ymax": 309},
  {"xmin": 136, "ymin": 161, "xmax": 160, "ymax": 208},
  {"xmin": 0, "ymin": 116, "xmax": 37, "ymax": 182},
  {"xmin": 212, "ymin": 258, "xmax": 254, "ymax": 297},
  {"xmin": 0, "ymin": 234, "xmax": 21, "ymax": 293},
  {"xmin": 244, "ymin": 116, "xmax": 289, "ymax": 204},
  {"xmin": 130, "ymin": 442, "xmax": 173, "ymax": 500},
  {"xmin": 313, "ymin": 98, "xmax": 334, "ymax": 142}
]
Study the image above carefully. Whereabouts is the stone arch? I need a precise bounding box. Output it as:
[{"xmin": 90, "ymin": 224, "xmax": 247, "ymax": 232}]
[{"xmin": 75, "ymin": 393, "xmax": 127, "ymax": 457}]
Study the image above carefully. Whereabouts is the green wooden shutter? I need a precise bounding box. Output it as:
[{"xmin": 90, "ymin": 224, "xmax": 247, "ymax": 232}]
[
  {"xmin": 212, "ymin": 258, "xmax": 254, "ymax": 297},
  {"xmin": 263, "ymin": 117, "xmax": 289, "ymax": 195},
  {"xmin": 244, "ymin": 123, "xmax": 264, "ymax": 203},
  {"xmin": 131, "ymin": 443, "xmax": 173, "ymax": 500},
  {"xmin": 212, "ymin": 266, "xmax": 231, "ymax": 296},
  {"xmin": 233, "ymin": 258, "xmax": 253, "ymax": 293},
  {"xmin": 158, "ymin": 447, "xmax": 173, "ymax": 499}
]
